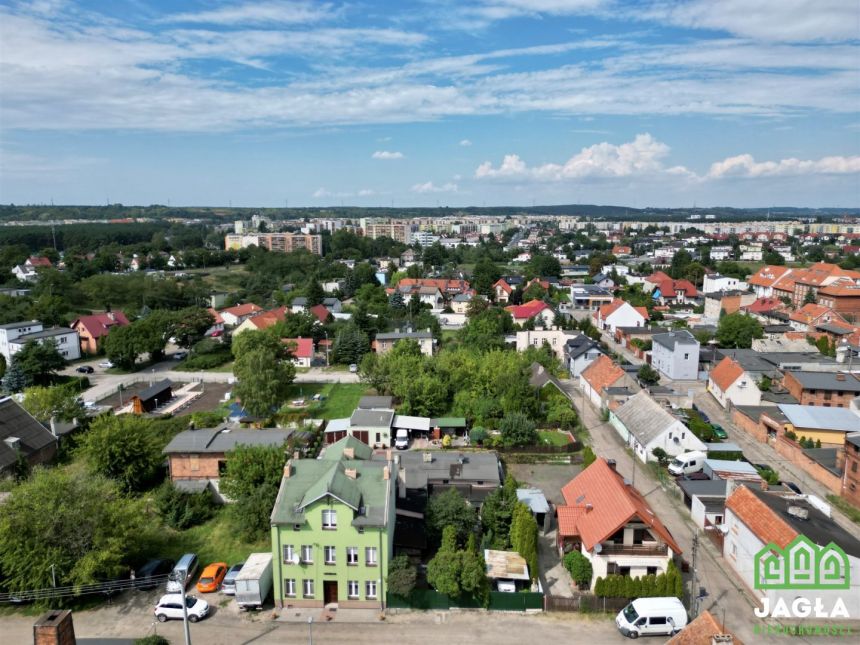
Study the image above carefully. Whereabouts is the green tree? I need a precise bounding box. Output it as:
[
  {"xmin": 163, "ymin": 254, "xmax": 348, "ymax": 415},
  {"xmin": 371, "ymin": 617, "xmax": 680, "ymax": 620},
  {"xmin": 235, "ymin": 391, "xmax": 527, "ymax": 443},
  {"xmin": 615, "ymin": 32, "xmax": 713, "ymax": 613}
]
[
  {"xmin": 637, "ymin": 364, "xmax": 661, "ymax": 386},
  {"xmin": 499, "ymin": 411, "xmax": 538, "ymax": 448},
  {"xmin": 651, "ymin": 447, "xmax": 670, "ymax": 466},
  {"xmin": 459, "ymin": 308, "xmax": 514, "ymax": 351},
  {"xmin": 510, "ymin": 502, "xmax": 538, "ymax": 582},
  {"xmin": 78, "ymin": 415, "xmax": 171, "ymax": 492},
  {"xmin": 232, "ymin": 330, "xmax": 296, "ymax": 417},
  {"xmin": 564, "ymin": 550, "xmax": 593, "ymax": 589},
  {"xmin": 154, "ymin": 481, "xmax": 216, "ymax": 530},
  {"xmin": 1, "ymin": 359, "xmax": 29, "ymax": 393},
  {"xmin": 103, "ymin": 324, "xmax": 142, "ymax": 369},
  {"xmin": 388, "ymin": 290, "xmax": 406, "ymax": 310},
  {"xmin": 425, "ymin": 488, "xmax": 477, "ymax": 546},
  {"xmin": 471, "ymin": 256, "xmax": 501, "ymax": 297},
  {"xmin": 426, "ymin": 525, "xmax": 463, "ymax": 596},
  {"xmin": 332, "ymin": 323, "xmax": 370, "ymax": 365},
  {"xmin": 0, "ymin": 468, "xmax": 150, "ymax": 592},
  {"xmin": 669, "ymin": 249, "xmax": 692, "ymax": 279},
  {"xmin": 803, "ymin": 289, "xmax": 816, "ymax": 305},
  {"xmin": 480, "ymin": 475, "xmax": 518, "ymax": 549},
  {"xmin": 13, "ymin": 339, "xmax": 66, "ymax": 386},
  {"xmin": 387, "ymin": 554, "xmax": 417, "ymax": 598},
  {"xmin": 716, "ymin": 312, "xmax": 763, "ymax": 349},
  {"xmin": 219, "ymin": 443, "xmax": 287, "ymax": 540},
  {"xmin": 582, "ymin": 446, "xmax": 596, "ymax": 468},
  {"xmin": 170, "ymin": 307, "xmax": 215, "ymax": 349},
  {"xmin": 0, "ymin": 353, "xmax": 5, "ymax": 379},
  {"xmin": 460, "ymin": 533, "xmax": 489, "ymax": 602},
  {"xmin": 305, "ymin": 278, "xmax": 326, "ymax": 307},
  {"xmin": 522, "ymin": 282, "xmax": 547, "ymax": 302},
  {"xmin": 21, "ymin": 384, "xmax": 84, "ymax": 423},
  {"xmin": 527, "ymin": 254, "xmax": 561, "ymax": 280}
]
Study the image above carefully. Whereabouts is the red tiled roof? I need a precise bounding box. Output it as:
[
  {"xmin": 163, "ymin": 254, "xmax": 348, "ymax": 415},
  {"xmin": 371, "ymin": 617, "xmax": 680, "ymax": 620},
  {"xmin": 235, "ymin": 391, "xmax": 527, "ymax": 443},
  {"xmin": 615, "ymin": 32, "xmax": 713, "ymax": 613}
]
[
  {"xmin": 611, "ymin": 245, "xmax": 631, "ymax": 255},
  {"xmin": 789, "ymin": 303, "xmax": 845, "ymax": 326},
  {"xmin": 221, "ymin": 303, "xmax": 262, "ymax": 317},
  {"xmin": 748, "ymin": 265, "xmax": 791, "ymax": 288},
  {"xmin": 206, "ymin": 308, "xmax": 224, "ymax": 325},
  {"xmin": 246, "ymin": 306, "xmax": 289, "ymax": 330},
  {"xmin": 597, "ymin": 298, "xmax": 625, "ymax": 319},
  {"xmin": 725, "ymin": 485, "xmax": 798, "ymax": 548},
  {"xmin": 505, "ymin": 299, "xmax": 549, "ymax": 320},
  {"xmin": 559, "ymin": 459, "xmax": 682, "ymax": 553},
  {"xmin": 283, "ymin": 337, "xmax": 314, "ymax": 359},
  {"xmin": 26, "ymin": 256, "xmax": 52, "ymax": 267},
  {"xmin": 743, "ymin": 297, "xmax": 783, "ymax": 314},
  {"xmin": 645, "ymin": 271, "xmax": 671, "ymax": 284},
  {"xmin": 818, "ymin": 281, "xmax": 860, "ymax": 297},
  {"xmin": 309, "ymin": 303, "xmax": 331, "ymax": 323},
  {"xmin": 633, "ymin": 306, "xmax": 650, "ymax": 319},
  {"xmin": 71, "ymin": 311, "xmax": 130, "ymax": 339},
  {"xmin": 709, "ymin": 356, "xmax": 744, "ymax": 393},
  {"xmin": 580, "ymin": 354, "xmax": 624, "ymax": 395},
  {"xmin": 666, "ymin": 610, "xmax": 744, "ymax": 645},
  {"xmin": 397, "ymin": 278, "xmax": 471, "ymax": 292},
  {"xmin": 493, "ymin": 278, "xmax": 513, "ymax": 294}
]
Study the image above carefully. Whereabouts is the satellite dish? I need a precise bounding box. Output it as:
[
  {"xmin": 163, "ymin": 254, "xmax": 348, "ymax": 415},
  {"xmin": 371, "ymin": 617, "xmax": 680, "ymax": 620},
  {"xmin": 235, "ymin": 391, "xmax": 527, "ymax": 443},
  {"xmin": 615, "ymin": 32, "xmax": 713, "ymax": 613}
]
[{"xmin": 593, "ymin": 544, "xmax": 603, "ymax": 554}]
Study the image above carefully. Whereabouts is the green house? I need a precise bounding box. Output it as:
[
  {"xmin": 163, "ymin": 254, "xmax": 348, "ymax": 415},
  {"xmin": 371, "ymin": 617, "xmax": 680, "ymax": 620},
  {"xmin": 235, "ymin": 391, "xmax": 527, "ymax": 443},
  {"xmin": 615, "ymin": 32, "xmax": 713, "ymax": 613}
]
[{"xmin": 270, "ymin": 436, "xmax": 396, "ymax": 608}]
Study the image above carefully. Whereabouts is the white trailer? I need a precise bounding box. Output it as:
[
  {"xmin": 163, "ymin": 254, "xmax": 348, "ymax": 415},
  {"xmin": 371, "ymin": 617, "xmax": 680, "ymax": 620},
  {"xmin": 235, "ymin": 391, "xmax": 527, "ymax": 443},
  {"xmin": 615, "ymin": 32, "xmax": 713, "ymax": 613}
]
[{"xmin": 235, "ymin": 552, "xmax": 273, "ymax": 610}]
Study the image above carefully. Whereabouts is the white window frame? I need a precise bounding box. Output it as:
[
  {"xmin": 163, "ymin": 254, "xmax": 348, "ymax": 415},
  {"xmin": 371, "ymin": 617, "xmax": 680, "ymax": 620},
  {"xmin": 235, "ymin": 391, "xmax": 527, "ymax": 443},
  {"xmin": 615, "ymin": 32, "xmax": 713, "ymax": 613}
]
[
  {"xmin": 346, "ymin": 547, "xmax": 358, "ymax": 566},
  {"xmin": 303, "ymin": 579, "xmax": 314, "ymax": 598},
  {"xmin": 283, "ymin": 544, "xmax": 295, "ymax": 563},
  {"xmin": 365, "ymin": 546, "xmax": 378, "ymax": 566},
  {"xmin": 322, "ymin": 509, "xmax": 337, "ymax": 529},
  {"xmin": 366, "ymin": 580, "xmax": 377, "ymax": 599},
  {"xmin": 347, "ymin": 580, "xmax": 359, "ymax": 599},
  {"xmin": 324, "ymin": 546, "xmax": 336, "ymax": 565},
  {"xmin": 301, "ymin": 545, "xmax": 313, "ymax": 564},
  {"xmin": 285, "ymin": 578, "xmax": 296, "ymax": 597}
]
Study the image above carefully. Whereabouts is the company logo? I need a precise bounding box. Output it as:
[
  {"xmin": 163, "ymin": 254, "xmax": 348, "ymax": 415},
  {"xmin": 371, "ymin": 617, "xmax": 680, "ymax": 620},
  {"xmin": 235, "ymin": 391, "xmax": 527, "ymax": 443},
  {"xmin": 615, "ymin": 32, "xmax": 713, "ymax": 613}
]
[{"xmin": 755, "ymin": 535, "xmax": 850, "ymax": 591}]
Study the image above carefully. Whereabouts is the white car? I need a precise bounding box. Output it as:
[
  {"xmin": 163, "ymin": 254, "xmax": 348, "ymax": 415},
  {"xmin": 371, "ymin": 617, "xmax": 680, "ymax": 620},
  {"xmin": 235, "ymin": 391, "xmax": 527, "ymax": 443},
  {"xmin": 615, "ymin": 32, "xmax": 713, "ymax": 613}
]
[
  {"xmin": 349, "ymin": 363, "xmax": 358, "ymax": 373},
  {"xmin": 154, "ymin": 594, "xmax": 209, "ymax": 623},
  {"xmin": 98, "ymin": 360, "xmax": 113, "ymax": 368}
]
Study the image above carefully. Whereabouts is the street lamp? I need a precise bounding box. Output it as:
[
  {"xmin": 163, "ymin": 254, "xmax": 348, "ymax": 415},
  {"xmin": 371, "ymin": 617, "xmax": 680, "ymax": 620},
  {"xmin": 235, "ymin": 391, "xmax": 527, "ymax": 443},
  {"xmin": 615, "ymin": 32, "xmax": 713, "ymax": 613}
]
[{"xmin": 169, "ymin": 570, "xmax": 192, "ymax": 645}]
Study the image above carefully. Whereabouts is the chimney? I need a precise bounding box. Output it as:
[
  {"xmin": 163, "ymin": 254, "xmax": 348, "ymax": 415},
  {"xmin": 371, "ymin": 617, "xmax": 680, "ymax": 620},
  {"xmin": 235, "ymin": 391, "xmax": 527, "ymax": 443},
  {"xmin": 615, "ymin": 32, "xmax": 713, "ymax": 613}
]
[
  {"xmin": 585, "ymin": 503, "xmax": 593, "ymax": 513},
  {"xmin": 345, "ymin": 468, "xmax": 358, "ymax": 479},
  {"xmin": 33, "ymin": 610, "xmax": 76, "ymax": 645},
  {"xmin": 283, "ymin": 462, "xmax": 292, "ymax": 478},
  {"xmin": 836, "ymin": 372, "xmax": 846, "ymax": 381},
  {"xmin": 106, "ymin": 311, "xmax": 115, "ymax": 321},
  {"xmin": 383, "ymin": 466, "xmax": 390, "ymax": 480},
  {"xmin": 606, "ymin": 459, "xmax": 617, "ymax": 471},
  {"xmin": 343, "ymin": 447, "xmax": 355, "ymax": 460},
  {"xmin": 711, "ymin": 636, "xmax": 734, "ymax": 645}
]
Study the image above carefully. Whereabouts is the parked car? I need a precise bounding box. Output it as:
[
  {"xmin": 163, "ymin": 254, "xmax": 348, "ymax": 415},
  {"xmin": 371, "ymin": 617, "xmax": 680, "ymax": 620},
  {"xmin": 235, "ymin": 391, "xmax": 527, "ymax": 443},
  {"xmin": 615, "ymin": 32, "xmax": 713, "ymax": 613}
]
[
  {"xmin": 782, "ymin": 481, "xmax": 803, "ymax": 495},
  {"xmin": 221, "ymin": 563, "xmax": 244, "ymax": 596},
  {"xmin": 349, "ymin": 363, "xmax": 358, "ymax": 373},
  {"xmin": 174, "ymin": 351, "xmax": 188, "ymax": 360},
  {"xmin": 98, "ymin": 360, "xmax": 113, "ymax": 368},
  {"xmin": 166, "ymin": 553, "xmax": 199, "ymax": 593},
  {"xmin": 75, "ymin": 365, "xmax": 94, "ymax": 374},
  {"xmin": 395, "ymin": 428, "xmax": 409, "ymax": 450},
  {"xmin": 196, "ymin": 562, "xmax": 228, "ymax": 593},
  {"xmin": 135, "ymin": 558, "xmax": 175, "ymax": 591},
  {"xmin": 616, "ymin": 597, "xmax": 687, "ymax": 638},
  {"xmin": 712, "ymin": 424, "xmax": 728, "ymax": 440},
  {"xmin": 154, "ymin": 594, "xmax": 209, "ymax": 623}
]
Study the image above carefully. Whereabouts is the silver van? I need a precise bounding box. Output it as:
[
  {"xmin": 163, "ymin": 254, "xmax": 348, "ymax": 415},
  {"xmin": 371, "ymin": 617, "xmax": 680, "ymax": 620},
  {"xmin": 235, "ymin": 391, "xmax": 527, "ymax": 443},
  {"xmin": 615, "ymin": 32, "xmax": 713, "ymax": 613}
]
[{"xmin": 166, "ymin": 553, "xmax": 199, "ymax": 593}]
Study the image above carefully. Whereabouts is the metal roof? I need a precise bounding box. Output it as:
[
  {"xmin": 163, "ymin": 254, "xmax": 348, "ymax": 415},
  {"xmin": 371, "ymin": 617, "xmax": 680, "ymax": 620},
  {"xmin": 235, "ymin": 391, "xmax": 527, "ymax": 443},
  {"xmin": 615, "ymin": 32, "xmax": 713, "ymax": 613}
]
[
  {"xmin": 358, "ymin": 396, "xmax": 394, "ymax": 409},
  {"xmin": 778, "ymin": 404, "xmax": 860, "ymax": 433},
  {"xmin": 375, "ymin": 331, "xmax": 432, "ymax": 340},
  {"xmin": 786, "ymin": 371, "xmax": 860, "ymax": 392},
  {"xmin": 516, "ymin": 488, "xmax": 550, "ymax": 514},
  {"xmin": 163, "ymin": 427, "xmax": 292, "ymax": 453},
  {"xmin": 652, "ymin": 329, "xmax": 698, "ymax": 351},
  {"xmin": 134, "ymin": 379, "xmax": 173, "ymax": 403},
  {"xmin": 392, "ymin": 415, "xmax": 431, "ymax": 431},
  {"xmin": 704, "ymin": 459, "xmax": 758, "ymax": 475},
  {"xmin": 350, "ymin": 408, "xmax": 394, "ymax": 428},
  {"xmin": 11, "ymin": 327, "xmax": 75, "ymax": 342}
]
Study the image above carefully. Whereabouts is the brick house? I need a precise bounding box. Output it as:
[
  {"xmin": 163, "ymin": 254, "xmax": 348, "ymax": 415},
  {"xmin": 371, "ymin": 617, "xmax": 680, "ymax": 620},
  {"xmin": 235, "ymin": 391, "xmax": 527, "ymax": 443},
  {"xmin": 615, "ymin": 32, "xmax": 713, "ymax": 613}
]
[
  {"xmin": 817, "ymin": 282, "xmax": 860, "ymax": 322},
  {"xmin": 70, "ymin": 311, "xmax": 130, "ymax": 354},
  {"xmin": 163, "ymin": 426, "xmax": 292, "ymax": 499},
  {"xmin": 782, "ymin": 371, "xmax": 860, "ymax": 408},
  {"xmin": 842, "ymin": 433, "xmax": 860, "ymax": 508}
]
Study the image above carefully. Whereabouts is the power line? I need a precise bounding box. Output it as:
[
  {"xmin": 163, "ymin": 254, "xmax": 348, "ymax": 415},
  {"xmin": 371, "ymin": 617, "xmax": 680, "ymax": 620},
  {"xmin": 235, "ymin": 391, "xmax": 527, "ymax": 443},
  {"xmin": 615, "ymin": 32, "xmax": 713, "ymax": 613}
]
[{"xmin": 0, "ymin": 574, "xmax": 170, "ymax": 603}]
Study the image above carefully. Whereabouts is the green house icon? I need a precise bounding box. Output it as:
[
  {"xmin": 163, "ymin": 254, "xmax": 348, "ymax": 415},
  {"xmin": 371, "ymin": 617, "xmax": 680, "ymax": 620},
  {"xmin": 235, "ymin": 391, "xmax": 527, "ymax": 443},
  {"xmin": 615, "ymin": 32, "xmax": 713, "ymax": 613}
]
[{"xmin": 755, "ymin": 535, "xmax": 850, "ymax": 590}]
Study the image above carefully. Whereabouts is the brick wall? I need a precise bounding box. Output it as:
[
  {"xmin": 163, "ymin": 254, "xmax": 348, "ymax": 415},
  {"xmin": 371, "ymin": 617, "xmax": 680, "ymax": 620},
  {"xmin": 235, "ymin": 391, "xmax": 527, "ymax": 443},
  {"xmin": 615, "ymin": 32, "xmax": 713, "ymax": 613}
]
[
  {"xmin": 772, "ymin": 436, "xmax": 843, "ymax": 495},
  {"xmin": 33, "ymin": 610, "xmax": 75, "ymax": 645},
  {"xmin": 731, "ymin": 408, "xmax": 768, "ymax": 443},
  {"xmin": 168, "ymin": 453, "xmax": 223, "ymax": 479},
  {"xmin": 843, "ymin": 445, "xmax": 860, "ymax": 508},
  {"xmin": 782, "ymin": 371, "xmax": 856, "ymax": 408}
]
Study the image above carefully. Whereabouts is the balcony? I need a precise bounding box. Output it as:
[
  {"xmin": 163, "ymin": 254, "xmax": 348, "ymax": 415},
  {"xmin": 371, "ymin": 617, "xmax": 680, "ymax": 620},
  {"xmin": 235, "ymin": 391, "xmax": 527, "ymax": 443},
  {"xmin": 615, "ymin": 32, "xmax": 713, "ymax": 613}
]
[{"xmin": 598, "ymin": 543, "xmax": 668, "ymax": 556}]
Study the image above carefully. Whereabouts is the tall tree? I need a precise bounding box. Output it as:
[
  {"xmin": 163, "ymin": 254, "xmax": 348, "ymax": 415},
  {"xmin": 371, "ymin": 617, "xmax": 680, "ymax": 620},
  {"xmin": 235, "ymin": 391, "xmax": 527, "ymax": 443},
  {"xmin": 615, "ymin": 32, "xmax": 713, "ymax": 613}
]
[
  {"xmin": 305, "ymin": 278, "xmax": 325, "ymax": 307},
  {"xmin": 332, "ymin": 323, "xmax": 370, "ymax": 365},
  {"xmin": 425, "ymin": 488, "xmax": 478, "ymax": 546},
  {"xmin": 13, "ymin": 339, "xmax": 66, "ymax": 386},
  {"xmin": 426, "ymin": 525, "xmax": 463, "ymax": 596},
  {"xmin": 500, "ymin": 411, "xmax": 538, "ymax": 447},
  {"xmin": 471, "ymin": 257, "xmax": 501, "ymax": 296},
  {"xmin": 220, "ymin": 443, "xmax": 287, "ymax": 540},
  {"xmin": 21, "ymin": 384, "xmax": 84, "ymax": 423},
  {"xmin": 510, "ymin": 502, "xmax": 539, "ymax": 582},
  {"xmin": 716, "ymin": 312, "xmax": 763, "ymax": 349},
  {"xmin": 170, "ymin": 307, "xmax": 215, "ymax": 348},
  {"xmin": 103, "ymin": 324, "xmax": 142, "ymax": 369}
]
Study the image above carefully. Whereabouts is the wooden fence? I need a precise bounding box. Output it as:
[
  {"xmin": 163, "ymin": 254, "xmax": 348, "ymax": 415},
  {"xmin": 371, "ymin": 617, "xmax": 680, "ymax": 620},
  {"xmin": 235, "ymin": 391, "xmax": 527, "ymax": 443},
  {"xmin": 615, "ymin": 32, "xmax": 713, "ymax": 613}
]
[
  {"xmin": 387, "ymin": 590, "xmax": 544, "ymax": 612},
  {"xmin": 545, "ymin": 594, "xmax": 629, "ymax": 613}
]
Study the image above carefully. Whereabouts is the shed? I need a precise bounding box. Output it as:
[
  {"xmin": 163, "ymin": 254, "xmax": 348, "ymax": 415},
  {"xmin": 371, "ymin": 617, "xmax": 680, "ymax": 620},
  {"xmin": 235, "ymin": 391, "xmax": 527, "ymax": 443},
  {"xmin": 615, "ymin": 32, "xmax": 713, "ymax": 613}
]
[
  {"xmin": 131, "ymin": 379, "xmax": 173, "ymax": 414},
  {"xmin": 516, "ymin": 488, "xmax": 551, "ymax": 532},
  {"xmin": 484, "ymin": 549, "xmax": 531, "ymax": 592}
]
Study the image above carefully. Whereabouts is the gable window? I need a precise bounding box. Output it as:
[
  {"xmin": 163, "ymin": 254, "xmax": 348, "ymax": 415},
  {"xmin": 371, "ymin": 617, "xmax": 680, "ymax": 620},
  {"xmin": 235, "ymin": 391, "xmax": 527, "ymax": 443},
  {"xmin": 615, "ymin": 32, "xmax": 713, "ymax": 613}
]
[{"xmin": 322, "ymin": 509, "xmax": 337, "ymax": 529}]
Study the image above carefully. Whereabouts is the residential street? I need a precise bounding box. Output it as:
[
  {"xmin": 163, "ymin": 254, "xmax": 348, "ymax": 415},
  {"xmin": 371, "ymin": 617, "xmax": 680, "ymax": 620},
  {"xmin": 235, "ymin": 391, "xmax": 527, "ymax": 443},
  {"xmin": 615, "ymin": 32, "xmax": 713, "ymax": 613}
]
[{"xmin": 564, "ymin": 375, "xmax": 860, "ymax": 644}]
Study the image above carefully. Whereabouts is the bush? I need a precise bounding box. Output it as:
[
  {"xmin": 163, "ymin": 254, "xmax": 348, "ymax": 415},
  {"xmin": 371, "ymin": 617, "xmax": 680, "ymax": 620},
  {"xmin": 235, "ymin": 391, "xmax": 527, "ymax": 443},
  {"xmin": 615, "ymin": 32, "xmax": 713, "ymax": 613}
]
[
  {"xmin": 135, "ymin": 636, "xmax": 170, "ymax": 645},
  {"xmin": 387, "ymin": 554, "xmax": 417, "ymax": 598},
  {"xmin": 154, "ymin": 482, "xmax": 217, "ymax": 530},
  {"xmin": 563, "ymin": 550, "xmax": 593, "ymax": 588},
  {"xmin": 651, "ymin": 447, "xmax": 670, "ymax": 466},
  {"xmin": 581, "ymin": 446, "xmax": 596, "ymax": 467},
  {"xmin": 182, "ymin": 351, "xmax": 231, "ymax": 369},
  {"xmin": 469, "ymin": 427, "xmax": 487, "ymax": 445}
]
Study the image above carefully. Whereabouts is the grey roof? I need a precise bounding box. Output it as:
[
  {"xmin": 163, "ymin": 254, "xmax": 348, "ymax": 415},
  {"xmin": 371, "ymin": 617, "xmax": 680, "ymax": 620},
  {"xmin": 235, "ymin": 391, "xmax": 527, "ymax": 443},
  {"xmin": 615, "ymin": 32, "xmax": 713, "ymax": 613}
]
[
  {"xmin": 786, "ymin": 371, "xmax": 860, "ymax": 393},
  {"xmin": 736, "ymin": 405, "xmax": 789, "ymax": 425},
  {"xmin": 571, "ymin": 284, "xmax": 612, "ymax": 296},
  {"xmin": 516, "ymin": 488, "xmax": 550, "ymax": 514},
  {"xmin": 11, "ymin": 328, "xmax": 75, "ymax": 342},
  {"xmin": 0, "ymin": 320, "xmax": 40, "ymax": 330},
  {"xmin": 652, "ymin": 329, "xmax": 698, "ymax": 351},
  {"xmin": 613, "ymin": 391, "xmax": 683, "ymax": 444},
  {"xmin": 704, "ymin": 442, "xmax": 741, "ymax": 452},
  {"xmin": 291, "ymin": 297, "xmax": 308, "ymax": 305},
  {"xmin": 565, "ymin": 336, "xmax": 600, "ymax": 360},
  {"xmin": 0, "ymin": 397, "xmax": 57, "ymax": 471},
  {"xmin": 164, "ymin": 427, "xmax": 292, "ymax": 453},
  {"xmin": 358, "ymin": 395, "xmax": 394, "ymax": 409},
  {"xmin": 350, "ymin": 408, "xmax": 394, "ymax": 428},
  {"xmin": 747, "ymin": 487, "xmax": 860, "ymax": 559},
  {"xmin": 452, "ymin": 293, "xmax": 472, "ymax": 302},
  {"xmin": 324, "ymin": 418, "xmax": 350, "ymax": 433},
  {"xmin": 816, "ymin": 322, "xmax": 853, "ymax": 335},
  {"xmin": 777, "ymin": 404, "xmax": 860, "ymax": 433},
  {"xmin": 676, "ymin": 478, "xmax": 728, "ymax": 498},
  {"xmin": 705, "ymin": 459, "xmax": 759, "ymax": 475},
  {"xmin": 375, "ymin": 331, "xmax": 432, "ymax": 340},
  {"xmin": 848, "ymin": 433, "xmax": 860, "ymax": 449},
  {"xmin": 592, "ymin": 273, "xmax": 611, "ymax": 283},
  {"xmin": 392, "ymin": 415, "xmax": 431, "ymax": 431},
  {"xmin": 323, "ymin": 298, "xmax": 340, "ymax": 306},
  {"xmin": 802, "ymin": 447, "xmax": 841, "ymax": 475},
  {"xmin": 384, "ymin": 450, "xmax": 501, "ymax": 490},
  {"xmin": 134, "ymin": 379, "xmax": 173, "ymax": 403}
]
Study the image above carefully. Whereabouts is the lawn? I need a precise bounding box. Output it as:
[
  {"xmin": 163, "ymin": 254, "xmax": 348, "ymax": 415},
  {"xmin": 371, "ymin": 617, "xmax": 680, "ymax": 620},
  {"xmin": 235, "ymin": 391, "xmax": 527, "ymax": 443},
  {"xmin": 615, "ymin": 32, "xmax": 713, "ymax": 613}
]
[
  {"xmin": 539, "ymin": 430, "xmax": 573, "ymax": 446},
  {"xmin": 282, "ymin": 382, "xmax": 369, "ymax": 419},
  {"xmin": 161, "ymin": 512, "xmax": 269, "ymax": 566}
]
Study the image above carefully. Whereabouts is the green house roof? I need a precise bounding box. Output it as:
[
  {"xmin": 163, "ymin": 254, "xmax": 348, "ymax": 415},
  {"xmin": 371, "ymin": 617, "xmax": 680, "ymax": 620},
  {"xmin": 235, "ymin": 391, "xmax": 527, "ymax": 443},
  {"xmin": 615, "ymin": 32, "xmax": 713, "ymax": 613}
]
[
  {"xmin": 431, "ymin": 417, "xmax": 467, "ymax": 428},
  {"xmin": 322, "ymin": 434, "xmax": 373, "ymax": 461}
]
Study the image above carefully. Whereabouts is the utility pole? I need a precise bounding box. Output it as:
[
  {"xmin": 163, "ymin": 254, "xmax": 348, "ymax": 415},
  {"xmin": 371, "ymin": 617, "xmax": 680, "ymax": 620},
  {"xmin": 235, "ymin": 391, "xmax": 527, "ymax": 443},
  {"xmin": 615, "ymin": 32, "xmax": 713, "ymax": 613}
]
[
  {"xmin": 50, "ymin": 564, "xmax": 56, "ymax": 589},
  {"xmin": 308, "ymin": 616, "xmax": 313, "ymax": 645},
  {"xmin": 689, "ymin": 530, "xmax": 699, "ymax": 618},
  {"xmin": 177, "ymin": 570, "xmax": 191, "ymax": 645}
]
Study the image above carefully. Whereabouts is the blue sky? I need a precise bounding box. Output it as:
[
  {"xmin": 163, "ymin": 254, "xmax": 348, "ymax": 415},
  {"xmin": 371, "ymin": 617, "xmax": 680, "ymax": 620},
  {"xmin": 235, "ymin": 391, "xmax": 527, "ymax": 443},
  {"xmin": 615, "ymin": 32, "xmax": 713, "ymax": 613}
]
[{"xmin": 0, "ymin": 0, "xmax": 858, "ymax": 208}]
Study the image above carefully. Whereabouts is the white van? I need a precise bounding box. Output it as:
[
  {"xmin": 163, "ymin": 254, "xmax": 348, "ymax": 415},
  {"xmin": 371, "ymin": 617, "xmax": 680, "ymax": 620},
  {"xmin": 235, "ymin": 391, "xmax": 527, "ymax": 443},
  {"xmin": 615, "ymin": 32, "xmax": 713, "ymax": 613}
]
[
  {"xmin": 616, "ymin": 597, "xmax": 688, "ymax": 638},
  {"xmin": 395, "ymin": 429, "xmax": 409, "ymax": 450},
  {"xmin": 668, "ymin": 451, "xmax": 707, "ymax": 477}
]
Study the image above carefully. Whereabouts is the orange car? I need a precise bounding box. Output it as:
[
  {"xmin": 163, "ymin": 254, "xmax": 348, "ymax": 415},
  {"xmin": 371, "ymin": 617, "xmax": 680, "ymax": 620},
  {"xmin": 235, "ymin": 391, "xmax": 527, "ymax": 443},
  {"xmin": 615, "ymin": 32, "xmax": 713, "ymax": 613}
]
[{"xmin": 196, "ymin": 562, "xmax": 228, "ymax": 593}]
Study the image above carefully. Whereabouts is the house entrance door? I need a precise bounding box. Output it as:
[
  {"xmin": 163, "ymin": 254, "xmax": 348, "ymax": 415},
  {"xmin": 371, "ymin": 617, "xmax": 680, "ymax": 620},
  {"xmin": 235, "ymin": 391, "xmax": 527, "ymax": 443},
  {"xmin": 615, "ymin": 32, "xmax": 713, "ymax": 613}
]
[{"xmin": 323, "ymin": 581, "xmax": 338, "ymax": 605}]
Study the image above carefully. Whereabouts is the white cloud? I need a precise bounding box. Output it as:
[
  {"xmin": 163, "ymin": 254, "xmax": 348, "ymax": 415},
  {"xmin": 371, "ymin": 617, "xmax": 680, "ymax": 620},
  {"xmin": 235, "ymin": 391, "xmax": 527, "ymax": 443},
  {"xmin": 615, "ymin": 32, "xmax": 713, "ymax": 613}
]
[
  {"xmin": 475, "ymin": 133, "xmax": 670, "ymax": 181},
  {"xmin": 459, "ymin": 139, "xmax": 472, "ymax": 146},
  {"xmin": 312, "ymin": 187, "xmax": 331, "ymax": 198},
  {"xmin": 357, "ymin": 188, "xmax": 376, "ymax": 196},
  {"xmin": 162, "ymin": 1, "xmax": 337, "ymax": 26},
  {"xmin": 707, "ymin": 153, "xmax": 860, "ymax": 178},
  {"xmin": 411, "ymin": 181, "xmax": 459, "ymax": 193},
  {"xmin": 372, "ymin": 150, "xmax": 404, "ymax": 160}
]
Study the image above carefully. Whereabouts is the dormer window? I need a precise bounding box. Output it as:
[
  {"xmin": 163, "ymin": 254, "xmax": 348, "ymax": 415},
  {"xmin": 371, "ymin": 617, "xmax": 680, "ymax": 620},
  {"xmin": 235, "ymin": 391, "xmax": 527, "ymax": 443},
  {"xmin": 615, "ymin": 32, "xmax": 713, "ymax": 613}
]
[{"xmin": 322, "ymin": 509, "xmax": 337, "ymax": 529}]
